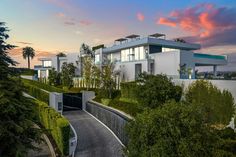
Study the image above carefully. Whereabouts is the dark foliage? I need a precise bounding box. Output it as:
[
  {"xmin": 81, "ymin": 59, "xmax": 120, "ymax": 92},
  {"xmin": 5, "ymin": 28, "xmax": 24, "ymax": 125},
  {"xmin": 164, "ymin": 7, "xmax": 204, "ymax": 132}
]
[
  {"xmin": 135, "ymin": 73, "xmax": 182, "ymax": 108},
  {"xmin": 126, "ymin": 101, "xmax": 218, "ymax": 157},
  {"xmin": 0, "ymin": 22, "xmax": 42, "ymax": 157}
]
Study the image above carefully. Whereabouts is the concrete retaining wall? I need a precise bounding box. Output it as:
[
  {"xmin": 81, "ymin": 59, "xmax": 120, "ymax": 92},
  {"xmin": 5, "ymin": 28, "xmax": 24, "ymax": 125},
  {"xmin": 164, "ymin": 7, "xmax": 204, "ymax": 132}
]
[
  {"xmin": 86, "ymin": 100, "xmax": 132, "ymax": 146},
  {"xmin": 173, "ymin": 79, "xmax": 236, "ymax": 103},
  {"xmin": 21, "ymin": 75, "xmax": 35, "ymax": 80}
]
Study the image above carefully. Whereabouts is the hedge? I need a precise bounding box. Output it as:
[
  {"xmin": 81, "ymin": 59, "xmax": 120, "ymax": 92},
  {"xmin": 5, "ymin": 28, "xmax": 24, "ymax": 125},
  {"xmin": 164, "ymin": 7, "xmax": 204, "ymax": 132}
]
[
  {"xmin": 120, "ymin": 82, "xmax": 137, "ymax": 100},
  {"xmin": 22, "ymin": 78, "xmax": 64, "ymax": 93},
  {"xmin": 35, "ymin": 100, "xmax": 70, "ymax": 156},
  {"xmin": 24, "ymin": 82, "xmax": 49, "ymax": 103}
]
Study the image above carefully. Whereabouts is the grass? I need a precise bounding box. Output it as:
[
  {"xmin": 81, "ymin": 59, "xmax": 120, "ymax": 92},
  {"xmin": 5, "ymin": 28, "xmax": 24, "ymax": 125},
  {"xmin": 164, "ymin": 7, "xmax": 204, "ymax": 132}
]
[
  {"xmin": 22, "ymin": 78, "xmax": 65, "ymax": 93},
  {"xmin": 94, "ymin": 92, "xmax": 143, "ymax": 117}
]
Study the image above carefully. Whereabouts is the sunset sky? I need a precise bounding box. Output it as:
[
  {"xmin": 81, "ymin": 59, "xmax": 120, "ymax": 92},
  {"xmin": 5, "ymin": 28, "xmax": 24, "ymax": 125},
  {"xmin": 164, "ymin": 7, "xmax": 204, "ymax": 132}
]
[{"xmin": 1, "ymin": 0, "xmax": 236, "ymax": 68}]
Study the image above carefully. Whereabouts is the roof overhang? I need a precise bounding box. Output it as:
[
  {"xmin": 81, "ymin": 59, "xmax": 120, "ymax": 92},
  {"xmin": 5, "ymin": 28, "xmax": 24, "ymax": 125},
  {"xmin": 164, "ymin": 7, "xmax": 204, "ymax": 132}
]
[{"xmin": 103, "ymin": 37, "xmax": 201, "ymax": 53}]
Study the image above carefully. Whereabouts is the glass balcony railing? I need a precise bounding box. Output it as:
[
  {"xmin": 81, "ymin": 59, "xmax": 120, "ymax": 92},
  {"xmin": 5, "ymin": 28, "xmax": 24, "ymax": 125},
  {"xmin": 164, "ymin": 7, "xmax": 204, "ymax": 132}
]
[{"xmin": 194, "ymin": 53, "xmax": 227, "ymax": 60}]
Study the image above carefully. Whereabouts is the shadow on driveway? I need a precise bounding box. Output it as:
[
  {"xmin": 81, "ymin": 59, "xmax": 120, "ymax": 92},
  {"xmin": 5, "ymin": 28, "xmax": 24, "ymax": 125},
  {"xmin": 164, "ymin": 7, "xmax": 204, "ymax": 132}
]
[{"xmin": 64, "ymin": 110, "xmax": 123, "ymax": 157}]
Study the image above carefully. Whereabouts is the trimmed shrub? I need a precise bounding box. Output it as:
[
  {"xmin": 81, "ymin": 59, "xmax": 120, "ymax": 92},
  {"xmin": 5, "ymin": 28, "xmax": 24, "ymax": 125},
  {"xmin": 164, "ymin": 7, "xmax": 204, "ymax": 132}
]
[
  {"xmin": 22, "ymin": 78, "xmax": 64, "ymax": 93},
  {"xmin": 24, "ymin": 83, "xmax": 49, "ymax": 103},
  {"xmin": 135, "ymin": 74, "xmax": 183, "ymax": 108},
  {"xmin": 35, "ymin": 100, "xmax": 70, "ymax": 156}
]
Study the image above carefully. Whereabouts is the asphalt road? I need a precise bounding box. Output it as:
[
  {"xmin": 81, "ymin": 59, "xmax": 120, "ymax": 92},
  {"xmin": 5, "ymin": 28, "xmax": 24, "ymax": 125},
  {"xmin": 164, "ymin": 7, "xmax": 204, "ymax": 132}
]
[{"xmin": 64, "ymin": 110, "xmax": 123, "ymax": 157}]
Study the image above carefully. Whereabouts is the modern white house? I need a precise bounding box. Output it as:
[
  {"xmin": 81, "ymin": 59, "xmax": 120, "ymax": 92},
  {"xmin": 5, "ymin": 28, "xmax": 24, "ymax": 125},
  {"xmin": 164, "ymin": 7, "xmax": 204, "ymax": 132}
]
[
  {"xmin": 34, "ymin": 53, "xmax": 80, "ymax": 79},
  {"xmin": 35, "ymin": 33, "xmax": 228, "ymax": 81},
  {"xmin": 94, "ymin": 33, "xmax": 227, "ymax": 81}
]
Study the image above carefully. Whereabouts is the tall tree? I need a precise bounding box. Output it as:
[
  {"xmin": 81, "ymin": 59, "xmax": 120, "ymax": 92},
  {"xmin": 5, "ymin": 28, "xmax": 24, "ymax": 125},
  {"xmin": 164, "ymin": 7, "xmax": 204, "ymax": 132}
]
[
  {"xmin": 22, "ymin": 46, "xmax": 35, "ymax": 69},
  {"xmin": 83, "ymin": 56, "xmax": 93, "ymax": 90},
  {"xmin": 48, "ymin": 67, "xmax": 59, "ymax": 86},
  {"xmin": 0, "ymin": 22, "xmax": 42, "ymax": 156},
  {"xmin": 80, "ymin": 43, "xmax": 94, "ymax": 58},
  {"xmin": 101, "ymin": 62, "xmax": 116, "ymax": 99},
  {"xmin": 61, "ymin": 62, "xmax": 76, "ymax": 88}
]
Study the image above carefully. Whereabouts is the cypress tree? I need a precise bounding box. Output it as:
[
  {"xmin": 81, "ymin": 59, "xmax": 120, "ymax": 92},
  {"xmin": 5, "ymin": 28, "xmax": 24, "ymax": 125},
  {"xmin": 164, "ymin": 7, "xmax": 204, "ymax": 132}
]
[{"xmin": 0, "ymin": 22, "xmax": 42, "ymax": 157}]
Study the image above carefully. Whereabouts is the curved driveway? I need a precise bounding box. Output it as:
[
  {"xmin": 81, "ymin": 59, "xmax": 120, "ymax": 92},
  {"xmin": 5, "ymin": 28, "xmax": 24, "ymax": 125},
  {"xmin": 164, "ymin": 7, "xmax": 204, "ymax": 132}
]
[{"xmin": 63, "ymin": 110, "xmax": 123, "ymax": 157}]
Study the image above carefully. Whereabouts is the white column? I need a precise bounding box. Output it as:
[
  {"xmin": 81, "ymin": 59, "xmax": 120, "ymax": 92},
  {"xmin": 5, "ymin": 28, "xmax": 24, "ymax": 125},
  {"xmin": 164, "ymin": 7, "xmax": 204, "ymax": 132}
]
[{"xmin": 213, "ymin": 65, "xmax": 217, "ymax": 77}]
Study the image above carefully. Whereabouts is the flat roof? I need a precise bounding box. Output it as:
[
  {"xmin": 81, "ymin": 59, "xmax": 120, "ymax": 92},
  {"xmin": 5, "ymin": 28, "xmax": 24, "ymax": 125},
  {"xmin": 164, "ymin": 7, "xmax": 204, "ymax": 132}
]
[
  {"xmin": 39, "ymin": 58, "xmax": 51, "ymax": 61},
  {"xmin": 115, "ymin": 38, "xmax": 128, "ymax": 42},
  {"xmin": 149, "ymin": 33, "xmax": 165, "ymax": 38},
  {"xmin": 104, "ymin": 37, "xmax": 201, "ymax": 53},
  {"xmin": 126, "ymin": 34, "xmax": 140, "ymax": 39}
]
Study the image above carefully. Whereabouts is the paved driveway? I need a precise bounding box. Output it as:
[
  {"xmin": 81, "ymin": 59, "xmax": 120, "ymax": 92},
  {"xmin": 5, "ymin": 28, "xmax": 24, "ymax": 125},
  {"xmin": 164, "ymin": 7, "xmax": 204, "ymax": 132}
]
[{"xmin": 63, "ymin": 110, "xmax": 123, "ymax": 157}]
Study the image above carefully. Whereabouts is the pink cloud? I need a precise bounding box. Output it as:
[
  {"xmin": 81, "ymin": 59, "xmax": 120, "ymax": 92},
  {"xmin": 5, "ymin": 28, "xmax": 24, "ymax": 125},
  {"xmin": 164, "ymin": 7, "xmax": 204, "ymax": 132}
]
[
  {"xmin": 79, "ymin": 20, "xmax": 92, "ymax": 26},
  {"xmin": 158, "ymin": 17, "xmax": 176, "ymax": 27},
  {"xmin": 157, "ymin": 3, "xmax": 236, "ymax": 48},
  {"xmin": 137, "ymin": 12, "xmax": 145, "ymax": 22}
]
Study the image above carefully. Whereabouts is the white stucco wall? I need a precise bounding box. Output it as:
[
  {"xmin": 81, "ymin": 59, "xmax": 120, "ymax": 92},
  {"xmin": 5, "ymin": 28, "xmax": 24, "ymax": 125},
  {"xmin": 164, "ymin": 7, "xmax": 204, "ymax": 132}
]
[
  {"xmin": 173, "ymin": 79, "xmax": 236, "ymax": 103},
  {"xmin": 51, "ymin": 56, "xmax": 58, "ymax": 71},
  {"xmin": 111, "ymin": 51, "xmax": 121, "ymax": 62},
  {"xmin": 150, "ymin": 51, "xmax": 180, "ymax": 79},
  {"xmin": 21, "ymin": 75, "xmax": 34, "ymax": 80},
  {"xmin": 116, "ymin": 60, "xmax": 149, "ymax": 81}
]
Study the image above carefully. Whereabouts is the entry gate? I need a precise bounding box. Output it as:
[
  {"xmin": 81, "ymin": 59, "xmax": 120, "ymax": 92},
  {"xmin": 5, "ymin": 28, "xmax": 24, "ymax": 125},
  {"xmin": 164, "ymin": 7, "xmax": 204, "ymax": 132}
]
[{"xmin": 63, "ymin": 93, "xmax": 82, "ymax": 111}]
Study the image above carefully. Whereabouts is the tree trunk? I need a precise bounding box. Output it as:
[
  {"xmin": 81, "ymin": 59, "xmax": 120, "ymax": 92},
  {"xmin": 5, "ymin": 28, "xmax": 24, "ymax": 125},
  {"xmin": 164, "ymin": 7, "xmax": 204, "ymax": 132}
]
[{"xmin": 28, "ymin": 56, "xmax": 30, "ymax": 69}]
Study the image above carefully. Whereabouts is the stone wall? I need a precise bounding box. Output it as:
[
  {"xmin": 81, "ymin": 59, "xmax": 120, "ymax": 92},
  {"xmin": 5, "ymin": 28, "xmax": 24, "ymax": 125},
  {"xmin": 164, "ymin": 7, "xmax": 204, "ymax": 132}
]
[{"xmin": 86, "ymin": 100, "xmax": 132, "ymax": 146}]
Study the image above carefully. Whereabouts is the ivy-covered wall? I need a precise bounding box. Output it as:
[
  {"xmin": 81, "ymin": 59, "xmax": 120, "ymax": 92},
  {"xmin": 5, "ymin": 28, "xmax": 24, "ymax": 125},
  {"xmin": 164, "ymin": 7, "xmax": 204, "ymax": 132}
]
[
  {"xmin": 35, "ymin": 100, "xmax": 70, "ymax": 156},
  {"xmin": 23, "ymin": 82, "xmax": 49, "ymax": 103}
]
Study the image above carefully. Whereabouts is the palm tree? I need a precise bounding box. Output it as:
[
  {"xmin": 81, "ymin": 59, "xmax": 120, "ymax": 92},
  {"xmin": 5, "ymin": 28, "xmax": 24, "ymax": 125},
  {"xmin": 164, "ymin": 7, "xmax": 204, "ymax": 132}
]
[
  {"xmin": 56, "ymin": 52, "xmax": 66, "ymax": 57},
  {"xmin": 22, "ymin": 46, "xmax": 35, "ymax": 69}
]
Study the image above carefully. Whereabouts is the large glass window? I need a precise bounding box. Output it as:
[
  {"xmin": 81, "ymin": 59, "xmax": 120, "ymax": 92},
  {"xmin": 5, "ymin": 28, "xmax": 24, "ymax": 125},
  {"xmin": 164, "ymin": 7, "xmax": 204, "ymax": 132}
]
[
  {"xmin": 121, "ymin": 46, "xmax": 145, "ymax": 62},
  {"xmin": 121, "ymin": 50, "xmax": 125, "ymax": 62},
  {"xmin": 129, "ymin": 48, "xmax": 134, "ymax": 61},
  {"xmin": 162, "ymin": 47, "xmax": 179, "ymax": 52},
  {"xmin": 43, "ymin": 61, "xmax": 52, "ymax": 67},
  {"xmin": 95, "ymin": 54, "xmax": 100, "ymax": 63},
  {"xmin": 139, "ymin": 46, "xmax": 145, "ymax": 60},
  {"xmin": 134, "ymin": 47, "xmax": 139, "ymax": 60}
]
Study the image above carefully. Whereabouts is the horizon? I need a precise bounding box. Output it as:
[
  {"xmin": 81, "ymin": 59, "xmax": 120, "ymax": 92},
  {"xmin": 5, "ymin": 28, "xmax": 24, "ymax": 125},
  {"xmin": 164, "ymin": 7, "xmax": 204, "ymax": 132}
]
[{"xmin": 1, "ymin": 0, "xmax": 236, "ymax": 68}]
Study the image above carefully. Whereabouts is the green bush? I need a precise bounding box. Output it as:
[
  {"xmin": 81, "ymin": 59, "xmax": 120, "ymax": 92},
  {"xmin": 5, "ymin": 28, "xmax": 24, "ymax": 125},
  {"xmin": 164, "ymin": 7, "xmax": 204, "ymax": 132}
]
[
  {"xmin": 35, "ymin": 100, "xmax": 70, "ymax": 156},
  {"xmin": 22, "ymin": 78, "xmax": 64, "ymax": 93},
  {"xmin": 108, "ymin": 97, "xmax": 143, "ymax": 117},
  {"xmin": 120, "ymin": 81, "xmax": 137, "ymax": 101},
  {"xmin": 134, "ymin": 73, "xmax": 183, "ymax": 108},
  {"xmin": 126, "ymin": 101, "xmax": 218, "ymax": 157},
  {"xmin": 101, "ymin": 98, "xmax": 111, "ymax": 106},
  {"xmin": 24, "ymin": 82, "xmax": 49, "ymax": 103},
  {"xmin": 185, "ymin": 80, "xmax": 235, "ymax": 126}
]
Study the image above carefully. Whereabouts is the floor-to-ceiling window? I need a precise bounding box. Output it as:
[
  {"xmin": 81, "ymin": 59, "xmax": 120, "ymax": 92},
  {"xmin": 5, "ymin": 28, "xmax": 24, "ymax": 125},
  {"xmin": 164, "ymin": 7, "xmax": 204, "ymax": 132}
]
[
  {"xmin": 95, "ymin": 54, "xmax": 100, "ymax": 64},
  {"xmin": 121, "ymin": 46, "xmax": 145, "ymax": 62},
  {"xmin": 162, "ymin": 47, "xmax": 179, "ymax": 52},
  {"xmin": 43, "ymin": 60, "xmax": 52, "ymax": 67}
]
